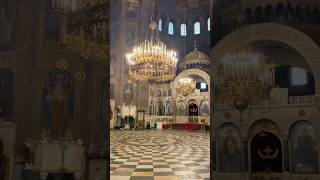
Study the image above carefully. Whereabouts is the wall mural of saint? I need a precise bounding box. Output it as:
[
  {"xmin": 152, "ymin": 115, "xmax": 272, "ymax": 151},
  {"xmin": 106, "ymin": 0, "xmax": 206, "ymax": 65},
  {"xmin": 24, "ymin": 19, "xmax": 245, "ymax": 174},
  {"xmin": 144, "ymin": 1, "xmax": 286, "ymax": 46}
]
[
  {"xmin": 123, "ymin": 83, "xmax": 133, "ymax": 104},
  {"xmin": 177, "ymin": 101, "xmax": 185, "ymax": 116},
  {"xmin": 0, "ymin": 0, "xmax": 16, "ymax": 51},
  {"xmin": 126, "ymin": 0, "xmax": 138, "ymax": 18},
  {"xmin": 42, "ymin": 70, "xmax": 74, "ymax": 138},
  {"xmin": 157, "ymin": 101, "xmax": 165, "ymax": 116},
  {"xmin": 126, "ymin": 28, "xmax": 135, "ymax": 48},
  {"xmin": 200, "ymin": 100, "xmax": 209, "ymax": 116},
  {"xmin": 218, "ymin": 124, "xmax": 242, "ymax": 173},
  {"xmin": 290, "ymin": 121, "xmax": 318, "ymax": 173},
  {"xmin": 166, "ymin": 101, "xmax": 173, "ymax": 116},
  {"xmin": 0, "ymin": 69, "xmax": 13, "ymax": 121}
]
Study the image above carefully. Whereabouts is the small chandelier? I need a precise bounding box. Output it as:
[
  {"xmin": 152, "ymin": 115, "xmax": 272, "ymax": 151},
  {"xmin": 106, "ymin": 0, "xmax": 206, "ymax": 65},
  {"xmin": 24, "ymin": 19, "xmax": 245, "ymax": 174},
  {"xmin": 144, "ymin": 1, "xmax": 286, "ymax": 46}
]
[
  {"xmin": 126, "ymin": 20, "xmax": 178, "ymax": 83},
  {"xmin": 176, "ymin": 78, "xmax": 196, "ymax": 97}
]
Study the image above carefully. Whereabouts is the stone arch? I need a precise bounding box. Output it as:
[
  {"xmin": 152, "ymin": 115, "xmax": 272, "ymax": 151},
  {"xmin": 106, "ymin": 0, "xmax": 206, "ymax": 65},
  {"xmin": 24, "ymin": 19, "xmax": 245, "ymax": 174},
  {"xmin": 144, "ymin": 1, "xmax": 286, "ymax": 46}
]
[
  {"xmin": 187, "ymin": 99, "xmax": 198, "ymax": 107},
  {"xmin": 248, "ymin": 119, "xmax": 281, "ymax": 139},
  {"xmin": 172, "ymin": 69, "xmax": 210, "ymax": 97},
  {"xmin": 211, "ymin": 23, "xmax": 320, "ymax": 95},
  {"xmin": 248, "ymin": 119, "xmax": 283, "ymax": 173}
]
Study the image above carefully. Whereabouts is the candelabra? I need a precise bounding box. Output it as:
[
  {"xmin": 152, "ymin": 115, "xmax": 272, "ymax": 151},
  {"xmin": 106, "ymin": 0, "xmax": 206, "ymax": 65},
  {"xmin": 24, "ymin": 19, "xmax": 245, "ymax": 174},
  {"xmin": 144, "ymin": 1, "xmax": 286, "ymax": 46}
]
[{"xmin": 176, "ymin": 78, "xmax": 196, "ymax": 97}]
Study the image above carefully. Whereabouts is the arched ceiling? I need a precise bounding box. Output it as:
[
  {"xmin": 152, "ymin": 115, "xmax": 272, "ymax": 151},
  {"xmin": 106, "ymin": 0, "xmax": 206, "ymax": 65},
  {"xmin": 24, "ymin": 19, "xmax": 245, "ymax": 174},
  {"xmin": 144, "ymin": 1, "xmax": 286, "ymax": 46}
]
[
  {"xmin": 143, "ymin": 0, "xmax": 210, "ymax": 15},
  {"xmin": 175, "ymin": 0, "xmax": 210, "ymax": 13}
]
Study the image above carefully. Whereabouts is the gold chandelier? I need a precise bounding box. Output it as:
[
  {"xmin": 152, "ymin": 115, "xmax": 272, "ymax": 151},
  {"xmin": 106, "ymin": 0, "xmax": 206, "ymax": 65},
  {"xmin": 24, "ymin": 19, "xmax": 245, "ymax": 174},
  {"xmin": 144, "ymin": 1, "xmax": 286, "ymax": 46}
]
[
  {"xmin": 52, "ymin": 0, "xmax": 108, "ymax": 63},
  {"xmin": 176, "ymin": 78, "xmax": 196, "ymax": 97},
  {"xmin": 214, "ymin": 22, "xmax": 276, "ymax": 105},
  {"xmin": 126, "ymin": 21, "xmax": 177, "ymax": 83}
]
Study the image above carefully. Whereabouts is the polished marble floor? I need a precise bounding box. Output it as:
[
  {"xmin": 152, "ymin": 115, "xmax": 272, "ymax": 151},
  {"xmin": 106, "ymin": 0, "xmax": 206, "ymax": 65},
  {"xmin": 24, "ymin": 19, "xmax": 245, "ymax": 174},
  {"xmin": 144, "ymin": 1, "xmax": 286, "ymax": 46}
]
[{"xmin": 110, "ymin": 129, "xmax": 210, "ymax": 180}]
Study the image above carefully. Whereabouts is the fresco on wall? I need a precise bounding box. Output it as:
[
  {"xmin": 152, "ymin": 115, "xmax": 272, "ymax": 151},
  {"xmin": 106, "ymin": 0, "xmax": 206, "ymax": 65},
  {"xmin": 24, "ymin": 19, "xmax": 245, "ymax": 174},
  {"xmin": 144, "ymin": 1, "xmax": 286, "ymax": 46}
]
[
  {"xmin": 42, "ymin": 70, "xmax": 74, "ymax": 137},
  {"xmin": 290, "ymin": 121, "xmax": 318, "ymax": 173},
  {"xmin": 141, "ymin": 85, "xmax": 148, "ymax": 106},
  {"xmin": 123, "ymin": 83, "xmax": 133, "ymax": 104},
  {"xmin": 0, "ymin": 69, "xmax": 13, "ymax": 120},
  {"xmin": 126, "ymin": 28, "xmax": 135, "ymax": 48},
  {"xmin": 126, "ymin": 0, "xmax": 138, "ymax": 18},
  {"xmin": 177, "ymin": 101, "xmax": 185, "ymax": 116},
  {"xmin": 166, "ymin": 101, "xmax": 173, "ymax": 116},
  {"xmin": 0, "ymin": 0, "xmax": 16, "ymax": 51},
  {"xmin": 200, "ymin": 100, "xmax": 209, "ymax": 116},
  {"xmin": 157, "ymin": 101, "xmax": 165, "ymax": 116},
  {"xmin": 218, "ymin": 124, "xmax": 242, "ymax": 173}
]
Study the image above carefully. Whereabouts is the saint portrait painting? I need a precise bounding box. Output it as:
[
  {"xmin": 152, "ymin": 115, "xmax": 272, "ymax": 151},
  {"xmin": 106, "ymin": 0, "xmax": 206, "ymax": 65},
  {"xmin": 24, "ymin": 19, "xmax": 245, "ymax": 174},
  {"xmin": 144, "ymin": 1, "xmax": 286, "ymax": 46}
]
[{"xmin": 42, "ymin": 70, "xmax": 74, "ymax": 137}]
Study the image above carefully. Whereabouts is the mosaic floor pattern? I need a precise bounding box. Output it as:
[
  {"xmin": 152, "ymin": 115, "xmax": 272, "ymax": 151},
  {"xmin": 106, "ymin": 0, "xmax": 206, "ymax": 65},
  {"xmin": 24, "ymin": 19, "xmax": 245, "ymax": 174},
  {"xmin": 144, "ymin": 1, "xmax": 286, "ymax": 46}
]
[{"xmin": 110, "ymin": 129, "xmax": 210, "ymax": 180}]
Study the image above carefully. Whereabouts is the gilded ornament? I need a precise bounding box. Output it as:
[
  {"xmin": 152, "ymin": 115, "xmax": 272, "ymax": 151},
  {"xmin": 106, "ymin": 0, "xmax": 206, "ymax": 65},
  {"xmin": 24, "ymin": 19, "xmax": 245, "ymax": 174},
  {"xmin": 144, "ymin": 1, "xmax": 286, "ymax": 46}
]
[
  {"xmin": 75, "ymin": 71, "xmax": 86, "ymax": 82},
  {"xmin": 56, "ymin": 59, "xmax": 68, "ymax": 70}
]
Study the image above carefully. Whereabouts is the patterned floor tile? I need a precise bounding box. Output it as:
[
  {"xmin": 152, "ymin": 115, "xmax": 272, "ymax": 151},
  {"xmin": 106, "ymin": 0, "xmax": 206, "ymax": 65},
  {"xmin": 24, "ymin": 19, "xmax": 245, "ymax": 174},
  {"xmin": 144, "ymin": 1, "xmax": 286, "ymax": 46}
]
[{"xmin": 110, "ymin": 129, "xmax": 210, "ymax": 180}]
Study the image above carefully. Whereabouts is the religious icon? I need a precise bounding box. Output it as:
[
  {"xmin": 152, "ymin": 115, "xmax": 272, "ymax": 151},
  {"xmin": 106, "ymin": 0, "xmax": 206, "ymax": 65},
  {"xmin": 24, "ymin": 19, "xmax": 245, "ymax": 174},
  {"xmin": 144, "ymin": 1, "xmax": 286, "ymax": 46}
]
[
  {"xmin": 42, "ymin": 70, "xmax": 74, "ymax": 138},
  {"xmin": 126, "ymin": 0, "xmax": 138, "ymax": 18},
  {"xmin": 158, "ymin": 102, "xmax": 165, "ymax": 116},
  {"xmin": 123, "ymin": 83, "xmax": 133, "ymax": 104},
  {"xmin": 177, "ymin": 101, "xmax": 185, "ymax": 116},
  {"xmin": 200, "ymin": 101, "xmax": 209, "ymax": 116},
  {"xmin": 166, "ymin": 101, "xmax": 173, "ymax": 116},
  {"xmin": 219, "ymin": 127, "xmax": 242, "ymax": 173},
  {"xmin": 291, "ymin": 122, "xmax": 318, "ymax": 173}
]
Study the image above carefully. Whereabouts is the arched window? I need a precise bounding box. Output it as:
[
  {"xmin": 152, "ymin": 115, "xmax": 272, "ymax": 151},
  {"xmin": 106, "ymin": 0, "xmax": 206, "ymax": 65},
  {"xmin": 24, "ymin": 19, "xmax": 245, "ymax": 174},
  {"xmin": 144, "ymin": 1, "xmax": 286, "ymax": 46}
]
[
  {"xmin": 158, "ymin": 19, "xmax": 163, "ymax": 32},
  {"xmin": 168, "ymin": 22, "xmax": 174, "ymax": 35},
  {"xmin": 180, "ymin": 23, "xmax": 187, "ymax": 36},
  {"xmin": 194, "ymin": 21, "xmax": 200, "ymax": 35},
  {"xmin": 207, "ymin": 18, "xmax": 211, "ymax": 31}
]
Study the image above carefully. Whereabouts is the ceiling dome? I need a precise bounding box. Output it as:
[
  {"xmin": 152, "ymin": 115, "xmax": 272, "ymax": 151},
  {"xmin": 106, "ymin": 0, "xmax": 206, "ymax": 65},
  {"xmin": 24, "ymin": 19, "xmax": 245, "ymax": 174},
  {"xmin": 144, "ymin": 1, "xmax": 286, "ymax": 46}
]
[
  {"xmin": 183, "ymin": 46, "xmax": 210, "ymax": 64},
  {"xmin": 178, "ymin": 42, "xmax": 210, "ymax": 72}
]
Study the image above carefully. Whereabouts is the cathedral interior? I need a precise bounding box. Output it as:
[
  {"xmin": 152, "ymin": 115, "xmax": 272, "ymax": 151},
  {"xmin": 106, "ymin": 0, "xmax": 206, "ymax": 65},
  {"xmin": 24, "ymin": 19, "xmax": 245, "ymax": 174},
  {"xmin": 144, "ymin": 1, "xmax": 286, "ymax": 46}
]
[{"xmin": 1, "ymin": 0, "xmax": 320, "ymax": 180}]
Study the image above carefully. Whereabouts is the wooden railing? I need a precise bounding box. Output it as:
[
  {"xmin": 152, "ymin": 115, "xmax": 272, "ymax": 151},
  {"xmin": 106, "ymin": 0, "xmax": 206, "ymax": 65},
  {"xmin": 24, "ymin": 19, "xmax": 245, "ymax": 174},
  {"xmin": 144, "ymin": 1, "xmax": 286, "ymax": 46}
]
[{"xmin": 288, "ymin": 95, "xmax": 315, "ymax": 105}]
